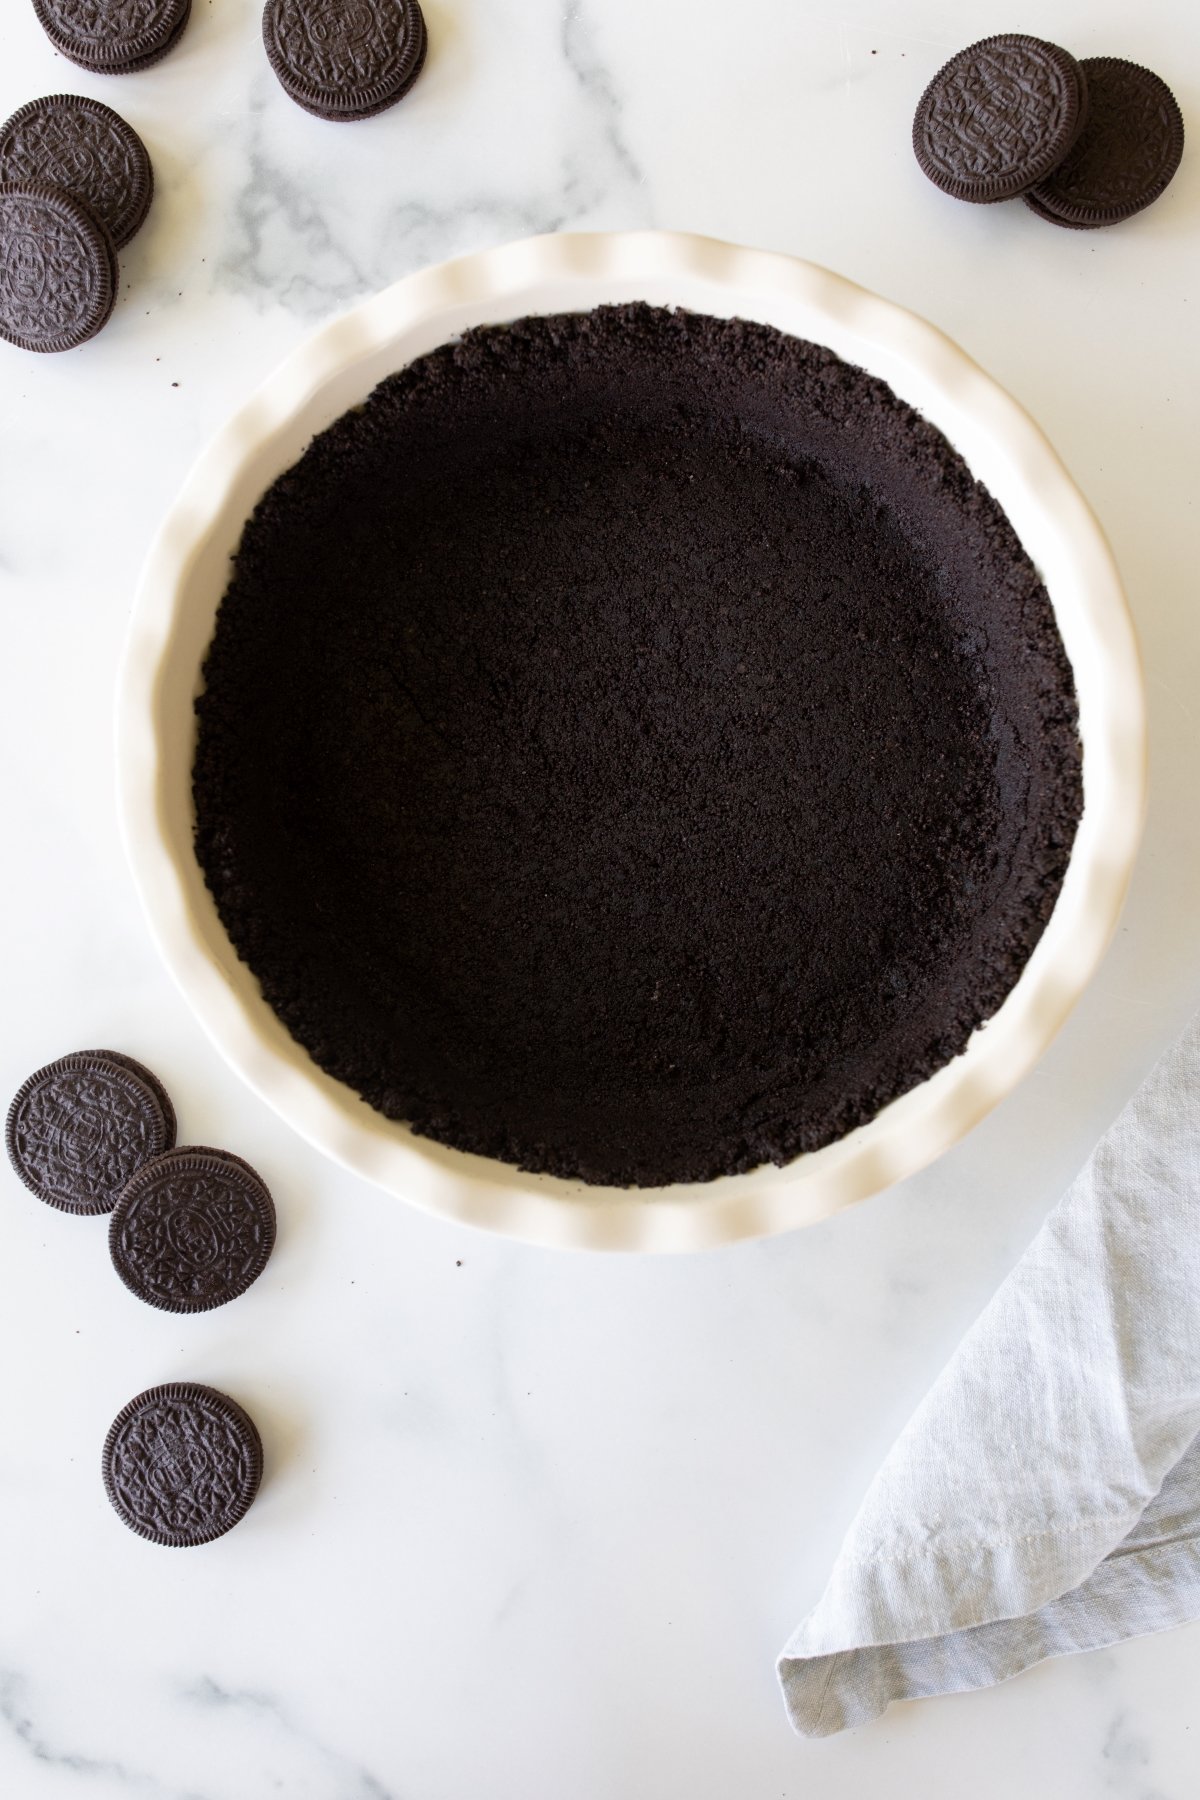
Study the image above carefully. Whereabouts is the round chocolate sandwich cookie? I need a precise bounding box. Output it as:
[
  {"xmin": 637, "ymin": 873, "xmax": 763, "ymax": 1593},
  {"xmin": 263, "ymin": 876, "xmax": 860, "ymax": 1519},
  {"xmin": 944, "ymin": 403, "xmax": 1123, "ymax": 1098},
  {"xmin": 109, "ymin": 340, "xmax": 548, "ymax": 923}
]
[
  {"xmin": 913, "ymin": 34, "xmax": 1089, "ymax": 203},
  {"xmin": 0, "ymin": 182, "xmax": 116, "ymax": 354},
  {"xmin": 1025, "ymin": 58, "xmax": 1185, "ymax": 229},
  {"xmin": 262, "ymin": 0, "xmax": 428, "ymax": 121},
  {"xmin": 0, "ymin": 95, "xmax": 153, "ymax": 250},
  {"xmin": 6, "ymin": 1050, "xmax": 174, "ymax": 1213},
  {"xmin": 109, "ymin": 1146, "xmax": 276, "ymax": 1313},
  {"xmin": 32, "ymin": 0, "xmax": 192, "ymax": 76},
  {"xmin": 102, "ymin": 1383, "xmax": 264, "ymax": 1546}
]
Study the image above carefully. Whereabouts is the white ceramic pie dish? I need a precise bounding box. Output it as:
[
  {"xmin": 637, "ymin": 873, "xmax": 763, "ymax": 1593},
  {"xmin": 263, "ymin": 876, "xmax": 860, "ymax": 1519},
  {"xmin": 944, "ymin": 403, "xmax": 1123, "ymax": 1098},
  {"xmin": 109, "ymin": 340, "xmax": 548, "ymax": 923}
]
[{"xmin": 117, "ymin": 230, "xmax": 1145, "ymax": 1253}]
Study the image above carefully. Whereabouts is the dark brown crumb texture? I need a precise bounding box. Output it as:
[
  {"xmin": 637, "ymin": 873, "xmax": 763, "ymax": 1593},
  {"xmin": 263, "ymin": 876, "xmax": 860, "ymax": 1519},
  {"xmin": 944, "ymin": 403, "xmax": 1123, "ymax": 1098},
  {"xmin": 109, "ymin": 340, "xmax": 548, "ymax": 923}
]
[{"xmin": 193, "ymin": 304, "xmax": 1083, "ymax": 1188}]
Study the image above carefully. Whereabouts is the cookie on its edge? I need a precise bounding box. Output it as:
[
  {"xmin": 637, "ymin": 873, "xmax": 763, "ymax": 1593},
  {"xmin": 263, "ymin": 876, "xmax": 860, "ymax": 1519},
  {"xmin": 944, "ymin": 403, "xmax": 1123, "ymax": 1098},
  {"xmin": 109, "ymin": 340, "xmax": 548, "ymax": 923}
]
[
  {"xmin": 5, "ymin": 1049, "xmax": 174, "ymax": 1211},
  {"xmin": 262, "ymin": 0, "xmax": 428, "ymax": 121},
  {"xmin": 913, "ymin": 34, "xmax": 1089, "ymax": 203},
  {"xmin": 1025, "ymin": 58, "xmax": 1185, "ymax": 229},
  {"xmin": 109, "ymin": 1146, "xmax": 276, "ymax": 1314},
  {"xmin": 0, "ymin": 95, "xmax": 153, "ymax": 249},
  {"xmin": 102, "ymin": 1383, "xmax": 263, "ymax": 1547},
  {"xmin": 31, "ymin": 0, "xmax": 192, "ymax": 75}
]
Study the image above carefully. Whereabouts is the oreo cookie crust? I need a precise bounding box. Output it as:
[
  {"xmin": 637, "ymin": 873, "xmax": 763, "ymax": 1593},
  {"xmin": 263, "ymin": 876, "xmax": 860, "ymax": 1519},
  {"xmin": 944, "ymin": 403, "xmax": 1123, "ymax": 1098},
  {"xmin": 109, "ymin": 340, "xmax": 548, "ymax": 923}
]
[
  {"xmin": 0, "ymin": 182, "xmax": 116, "ymax": 354},
  {"xmin": 6, "ymin": 1050, "xmax": 175, "ymax": 1214},
  {"xmin": 1025, "ymin": 59, "xmax": 1185, "ymax": 229},
  {"xmin": 31, "ymin": 0, "xmax": 191, "ymax": 74},
  {"xmin": 109, "ymin": 1146, "xmax": 276, "ymax": 1313},
  {"xmin": 102, "ymin": 1383, "xmax": 263, "ymax": 1546},
  {"xmin": 262, "ymin": 0, "xmax": 428, "ymax": 120},
  {"xmin": 914, "ymin": 34, "xmax": 1088, "ymax": 203},
  {"xmin": 0, "ymin": 95, "xmax": 153, "ymax": 250},
  {"xmin": 193, "ymin": 304, "xmax": 1084, "ymax": 1189}
]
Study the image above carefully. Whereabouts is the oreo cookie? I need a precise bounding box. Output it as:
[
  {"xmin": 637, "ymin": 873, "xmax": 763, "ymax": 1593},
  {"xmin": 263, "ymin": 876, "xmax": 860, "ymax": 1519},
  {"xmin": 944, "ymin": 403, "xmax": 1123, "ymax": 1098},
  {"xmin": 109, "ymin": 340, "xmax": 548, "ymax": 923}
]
[
  {"xmin": 0, "ymin": 182, "xmax": 116, "ymax": 354},
  {"xmin": 262, "ymin": 0, "xmax": 428, "ymax": 121},
  {"xmin": 109, "ymin": 1146, "xmax": 276, "ymax": 1313},
  {"xmin": 914, "ymin": 34, "xmax": 1089, "ymax": 203},
  {"xmin": 0, "ymin": 95, "xmax": 153, "ymax": 250},
  {"xmin": 102, "ymin": 1383, "xmax": 263, "ymax": 1546},
  {"xmin": 6, "ymin": 1050, "xmax": 175, "ymax": 1213},
  {"xmin": 32, "ymin": 0, "xmax": 192, "ymax": 75},
  {"xmin": 1025, "ymin": 58, "xmax": 1185, "ymax": 229},
  {"xmin": 91, "ymin": 1049, "xmax": 177, "ymax": 1145}
]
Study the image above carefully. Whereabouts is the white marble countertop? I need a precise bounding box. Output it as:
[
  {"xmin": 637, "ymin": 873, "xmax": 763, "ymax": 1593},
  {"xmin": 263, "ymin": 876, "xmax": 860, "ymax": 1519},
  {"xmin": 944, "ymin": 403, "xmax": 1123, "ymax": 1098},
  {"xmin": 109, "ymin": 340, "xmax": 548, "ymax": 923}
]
[{"xmin": 2, "ymin": 0, "xmax": 1199, "ymax": 1793}]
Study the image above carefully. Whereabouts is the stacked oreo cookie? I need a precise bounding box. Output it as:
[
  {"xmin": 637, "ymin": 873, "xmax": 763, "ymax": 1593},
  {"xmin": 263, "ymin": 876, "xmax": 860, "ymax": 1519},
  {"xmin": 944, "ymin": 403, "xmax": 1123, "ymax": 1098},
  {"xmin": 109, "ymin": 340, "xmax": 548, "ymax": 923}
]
[
  {"xmin": 32, "ymin": 0, "xmax": 191, "ymax": 73},
  {"xmin": 0, "ymin": 93, "xmax": 153, "ymax": 352},
  {"xmin": 262, "ymin": 0, "xmax": 428, "ymax": 121},
  {"xmin": 914, "ymin": 35, "xmax": 1185, "ymax": 229},
  {"xmin": 6, "ymin": 1049, "xmax": 276, "ymax": 1545}
]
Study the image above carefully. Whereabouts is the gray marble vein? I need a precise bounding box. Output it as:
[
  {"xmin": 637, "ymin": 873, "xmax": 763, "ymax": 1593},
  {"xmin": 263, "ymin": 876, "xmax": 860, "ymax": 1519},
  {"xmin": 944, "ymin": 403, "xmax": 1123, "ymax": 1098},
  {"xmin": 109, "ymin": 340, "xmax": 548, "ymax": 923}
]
[
  {"xmin": 0, "ymin": 1672, "xmax": 209, "ymax": 1800},
  {"xmin": 1101, "ymin": 1708, "xmax": 1171, "ymax": 1800},
  {"xmin": 218, "ymin": 83, "xmax": 373, "ymax": 316},
  {"xmin": 219, "ymin": 0, "xmax": 649, "ymax": 316},
  {"xmin": 560, "ymin": 0, "xmax": 644, "ymax": 196},
  {"xmin": 182, "ymin": 1676, "xmax": 397, "ymax": 1799}
]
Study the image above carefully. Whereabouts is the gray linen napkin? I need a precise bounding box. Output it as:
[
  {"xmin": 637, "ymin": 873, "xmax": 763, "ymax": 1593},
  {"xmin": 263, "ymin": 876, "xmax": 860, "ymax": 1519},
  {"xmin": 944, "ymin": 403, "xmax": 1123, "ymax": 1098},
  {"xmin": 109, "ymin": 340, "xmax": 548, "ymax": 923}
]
[{"xmin": 778, "ymin": 1011, "xmax": 1200, "ymax": 1737}]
